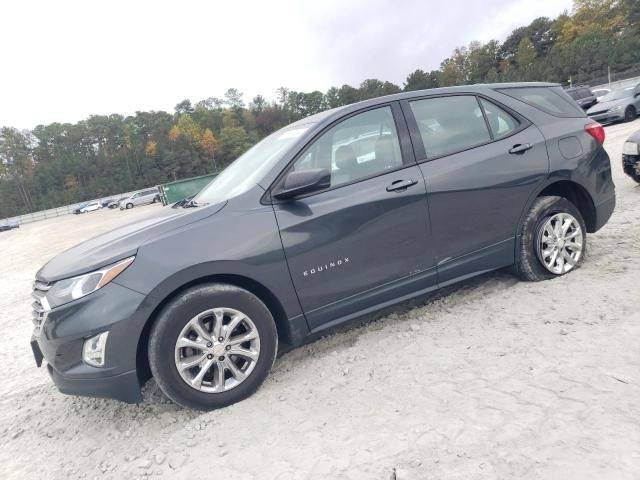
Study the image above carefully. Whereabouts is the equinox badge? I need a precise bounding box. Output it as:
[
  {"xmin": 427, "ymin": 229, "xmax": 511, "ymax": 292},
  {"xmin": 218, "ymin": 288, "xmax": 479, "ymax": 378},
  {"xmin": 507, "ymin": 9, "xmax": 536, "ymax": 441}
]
[{"xmin": 303, "ymin": 257, "xmax": 350, "ymax": 277}]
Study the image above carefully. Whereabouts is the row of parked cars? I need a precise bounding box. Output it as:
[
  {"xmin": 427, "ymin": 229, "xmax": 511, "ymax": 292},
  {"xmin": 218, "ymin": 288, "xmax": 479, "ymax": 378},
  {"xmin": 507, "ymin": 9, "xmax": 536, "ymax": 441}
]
[
  {"xmin": 73, "ymin": 188, "xmax": 160, "ymax": 214},
  {"xmin": 566, "ymin": 83, "xmax": 640, "ymax": 124}
]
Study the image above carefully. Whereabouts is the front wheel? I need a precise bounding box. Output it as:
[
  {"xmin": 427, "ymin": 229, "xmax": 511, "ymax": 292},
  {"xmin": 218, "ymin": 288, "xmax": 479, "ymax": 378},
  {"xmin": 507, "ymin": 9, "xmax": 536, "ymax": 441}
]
[
  {"xmin": 514, "ymin": 196, "xmax": 586, "ymax": 281},
  {"xmin": 624, "ymin": 106, "xmax": 637, "ymax": 123},
  {"xmin": 126, "ymin": 203, "xmax": 133, "ymax": 209},
  {"xmin": 148, "ymin": 284, "xmax": 277, "ymax": 410}
]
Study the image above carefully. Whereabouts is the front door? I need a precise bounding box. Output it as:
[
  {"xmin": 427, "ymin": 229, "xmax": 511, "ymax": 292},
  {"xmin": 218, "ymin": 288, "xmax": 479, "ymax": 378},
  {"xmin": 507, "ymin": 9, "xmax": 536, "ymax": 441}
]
[{"xmin": 272, "ymin": 105, "xmax": 436, "ymax": 331}]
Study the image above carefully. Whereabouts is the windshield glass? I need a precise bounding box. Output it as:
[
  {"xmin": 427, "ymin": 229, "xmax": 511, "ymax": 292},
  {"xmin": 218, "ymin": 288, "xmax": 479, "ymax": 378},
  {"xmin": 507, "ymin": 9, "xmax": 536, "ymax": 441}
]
[
  {"xmin": 600, "ymin": 88, "xmax": 633, "ymax": 102},
  {"xmin": 193, "ymin": 124, "xmax": 312, "ymax": 205}
]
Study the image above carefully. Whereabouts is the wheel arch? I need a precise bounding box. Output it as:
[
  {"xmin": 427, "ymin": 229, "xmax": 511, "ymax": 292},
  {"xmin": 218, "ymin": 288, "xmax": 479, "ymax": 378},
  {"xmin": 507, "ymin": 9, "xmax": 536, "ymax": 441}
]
[
  {"xmin": 135, "ymin": 273, "xmax": 295, "ymax": 385},
  {"xmin": 536, "ymin": 180, "xmax": 597, "ymax": 232},
  {"xmin": 518, "ymin": 178, "xmax": 597, "ymax": 236}
]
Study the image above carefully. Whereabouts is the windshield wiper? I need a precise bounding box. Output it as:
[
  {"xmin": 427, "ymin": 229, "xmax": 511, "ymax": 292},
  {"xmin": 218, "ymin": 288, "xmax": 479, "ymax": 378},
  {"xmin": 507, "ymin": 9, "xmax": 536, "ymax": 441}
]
[{"xmin": 184, "ymin": 199, "xmax": 208, "ymax": 208}]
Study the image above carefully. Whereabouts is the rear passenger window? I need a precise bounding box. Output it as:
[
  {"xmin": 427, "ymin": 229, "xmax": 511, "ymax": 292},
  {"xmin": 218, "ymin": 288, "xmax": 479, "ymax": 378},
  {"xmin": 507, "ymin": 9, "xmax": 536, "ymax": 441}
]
[
  {"xmin": 409, "ymin": 96, "xmax": 491, "ymax": 158},
  {"xmin": 479, "ymin": 98, "xmax": 519, "ymax": 139},
  {"xmin": 497, "ymin": 86, "xmax": 584, "ymax": 117}
]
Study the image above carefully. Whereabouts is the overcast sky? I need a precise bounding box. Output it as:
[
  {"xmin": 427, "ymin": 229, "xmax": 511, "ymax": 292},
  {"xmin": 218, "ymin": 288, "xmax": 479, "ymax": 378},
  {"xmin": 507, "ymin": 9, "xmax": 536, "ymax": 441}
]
[{"xmin": 1, "ymin": 0, "xmax": 573, "ymax": 129}]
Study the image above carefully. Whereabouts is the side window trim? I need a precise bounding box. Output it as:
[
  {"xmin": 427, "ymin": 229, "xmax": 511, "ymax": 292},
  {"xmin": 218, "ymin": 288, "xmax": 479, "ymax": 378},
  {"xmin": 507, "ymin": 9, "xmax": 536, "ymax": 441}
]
[
  {"xmin": 477, "ymin": 97, "xmax": 522, "ymax": 140},
  {"xmin": 400, "ymin": 93, "xmax": 530, "ymax": 163},
  {"xmin": 476, "ymin": 96, "xmax": 495, "ymax": 142},
  {"xmin": 268, "ymin": 101, "xmax": 417, "ymax": 202}
]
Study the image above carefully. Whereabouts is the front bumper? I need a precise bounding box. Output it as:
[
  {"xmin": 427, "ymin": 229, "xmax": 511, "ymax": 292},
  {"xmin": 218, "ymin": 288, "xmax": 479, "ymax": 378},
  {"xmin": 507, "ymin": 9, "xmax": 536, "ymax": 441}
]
[
  {"xmin": 47, "ymin": 364, "xmax": 142, "ymax": 403},
  {"xmin": 622, "ymin": 154, "xmax": 640, "ymax": 182},
  {"xmin": 31, "ymin": 281, "xmax": 148, "ymax": 403}
]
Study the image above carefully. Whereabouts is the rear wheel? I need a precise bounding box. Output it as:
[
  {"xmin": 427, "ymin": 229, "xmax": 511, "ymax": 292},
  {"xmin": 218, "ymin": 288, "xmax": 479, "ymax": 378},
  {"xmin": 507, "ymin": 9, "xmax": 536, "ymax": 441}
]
[
  {"xmin": 148, "ymin": 284, "xmax": 277, "ymax": 410},
  {"xmin": 624, "ymin": 105, "xmax": 637, "ymax": 123},
  {"xmin": 514, "ymin": 196, "xmax": 586, "ymax": 281}
]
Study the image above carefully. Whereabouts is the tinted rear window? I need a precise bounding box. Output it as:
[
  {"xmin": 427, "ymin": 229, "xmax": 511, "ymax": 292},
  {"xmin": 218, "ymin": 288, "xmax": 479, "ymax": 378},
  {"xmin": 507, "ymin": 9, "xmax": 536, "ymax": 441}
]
[{"xmin": 497, "ymin": 86, "xmax": 584, "ymax": 117}]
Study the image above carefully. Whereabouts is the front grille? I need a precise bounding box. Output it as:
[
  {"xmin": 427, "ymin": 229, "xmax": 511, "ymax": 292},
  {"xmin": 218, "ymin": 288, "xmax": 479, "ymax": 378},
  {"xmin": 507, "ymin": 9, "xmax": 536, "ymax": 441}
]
[
  {"xmin": 589, "ymin": 110, "xmax": 608, "ymax": 116},
  {"xmin": 32, "ymin": 280, "xmax": 51, "ymax": 337}
]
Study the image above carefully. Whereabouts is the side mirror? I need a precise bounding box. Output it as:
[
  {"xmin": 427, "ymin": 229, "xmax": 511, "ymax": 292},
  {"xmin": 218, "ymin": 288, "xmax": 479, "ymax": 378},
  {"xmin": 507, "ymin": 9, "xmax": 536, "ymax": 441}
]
[{"xmin": 274, "ymin": 168, "xmax": 331, "ymax": 200}]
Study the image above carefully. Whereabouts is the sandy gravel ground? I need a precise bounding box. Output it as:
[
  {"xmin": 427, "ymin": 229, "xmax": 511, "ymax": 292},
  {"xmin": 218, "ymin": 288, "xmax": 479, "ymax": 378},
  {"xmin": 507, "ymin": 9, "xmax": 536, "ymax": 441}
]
[{"xmin": 1, "ymin": 121, "xmax": 639, "ymax": 480}]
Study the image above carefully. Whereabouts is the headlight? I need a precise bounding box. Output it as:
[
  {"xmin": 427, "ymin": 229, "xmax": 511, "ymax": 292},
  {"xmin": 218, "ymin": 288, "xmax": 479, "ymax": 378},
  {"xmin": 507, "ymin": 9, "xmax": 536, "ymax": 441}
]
[
  {"xmin": 46, "ymin": 257, "xmax": 134, "ymax": 308},
  {"xmin": 609, "ymin": 105, "xmax": 623, "ymax": 112},
  {"xmin": 623, "ymin": 141, "xmax": 640, "ymax": 156}
]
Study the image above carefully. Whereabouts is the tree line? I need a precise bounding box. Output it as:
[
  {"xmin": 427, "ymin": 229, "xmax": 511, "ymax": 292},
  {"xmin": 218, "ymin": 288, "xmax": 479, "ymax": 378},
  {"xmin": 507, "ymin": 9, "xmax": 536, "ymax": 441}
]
[{"xmin": 1, "ymin": 0, "xmax": 639, "ymax": 219}]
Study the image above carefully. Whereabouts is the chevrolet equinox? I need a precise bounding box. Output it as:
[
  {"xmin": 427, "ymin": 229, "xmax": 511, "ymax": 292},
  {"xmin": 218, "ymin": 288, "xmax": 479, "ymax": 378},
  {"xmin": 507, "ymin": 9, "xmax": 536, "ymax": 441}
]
[{"xmin": 31, "ymin": 83, "xmax": 616, "ymax": 410}]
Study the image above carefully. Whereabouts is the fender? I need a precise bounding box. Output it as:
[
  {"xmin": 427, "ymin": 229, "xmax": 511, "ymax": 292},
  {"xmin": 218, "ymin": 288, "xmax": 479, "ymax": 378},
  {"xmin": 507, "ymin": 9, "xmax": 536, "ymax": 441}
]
[{"xmin": 122, "ymin": 260, "xmax": 309, "ymax": 348}]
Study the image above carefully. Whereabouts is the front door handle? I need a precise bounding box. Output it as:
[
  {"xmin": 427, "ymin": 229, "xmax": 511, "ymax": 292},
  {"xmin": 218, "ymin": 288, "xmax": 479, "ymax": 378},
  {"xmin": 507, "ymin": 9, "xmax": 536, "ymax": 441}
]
[
  {"xmin": 509, "ymin": 143, "xmax": 533, "ymax": 154},
  {"xmin": 386, "ymin": 179, "xmax": 418, "ymax": 192}
]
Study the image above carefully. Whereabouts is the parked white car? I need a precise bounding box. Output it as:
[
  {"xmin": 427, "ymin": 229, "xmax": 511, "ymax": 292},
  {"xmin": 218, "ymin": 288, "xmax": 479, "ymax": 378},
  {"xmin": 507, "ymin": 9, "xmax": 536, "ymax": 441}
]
[
  {"xmin": 73, "ymin": 201, "xmax": 101, "ymax": 214},
  {"xmin": 120, "ymin": 188, "xmax": 160, "ymax": 210}
]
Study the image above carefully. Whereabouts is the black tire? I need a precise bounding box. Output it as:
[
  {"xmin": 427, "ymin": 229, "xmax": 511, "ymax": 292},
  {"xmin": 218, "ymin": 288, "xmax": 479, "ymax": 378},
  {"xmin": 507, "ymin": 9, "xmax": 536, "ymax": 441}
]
[
  {"xmin": 624, "ymin": 105, "xmax": 636, "ymax": 123},
  {"xmin": 148, "ymin": 283, "xmax": 278, "ymax": 410},
  {"xmin": 513, "ymin": 196, "xmax": 587, "ymax": 282},
  {"xmin": 126, "ymin": 203, "xmax": 133, "ymax": 209}
]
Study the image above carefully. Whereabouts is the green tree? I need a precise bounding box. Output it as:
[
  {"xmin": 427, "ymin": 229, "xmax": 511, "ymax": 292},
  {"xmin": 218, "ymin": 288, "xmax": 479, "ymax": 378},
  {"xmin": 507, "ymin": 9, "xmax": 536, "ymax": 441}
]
[
  {"xmin": 516, "ymin": 37, "xmax": 537, "ymax": 67},
  {"xmin": 218, "ymin": 126, "xmax": 251, "ymax": 165},
  {"xmin": 174, "ymin": 99, "xmax": 194, "ymax": 115}
]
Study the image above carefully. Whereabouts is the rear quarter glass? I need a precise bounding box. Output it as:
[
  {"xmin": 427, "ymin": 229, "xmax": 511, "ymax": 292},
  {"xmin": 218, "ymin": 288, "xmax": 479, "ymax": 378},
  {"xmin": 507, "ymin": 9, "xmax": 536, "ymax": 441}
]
[{"xmin": 497, "ymin": 86, "xmax": 585, "ymax": 118}]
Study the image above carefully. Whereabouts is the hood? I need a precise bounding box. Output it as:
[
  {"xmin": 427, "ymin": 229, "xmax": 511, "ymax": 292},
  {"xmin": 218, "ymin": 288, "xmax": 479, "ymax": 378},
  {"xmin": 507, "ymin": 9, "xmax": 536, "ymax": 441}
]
[
  {"xmin": 37, "ymin": 202, "xmax": 226, "ymax": 282},
  {"xmin": 627, "ymin": 129, "xmax": 640, "ymax": 144},
  {"xmin": 587, "ymin": 98, "xmax": 628, "ymax": 113}
]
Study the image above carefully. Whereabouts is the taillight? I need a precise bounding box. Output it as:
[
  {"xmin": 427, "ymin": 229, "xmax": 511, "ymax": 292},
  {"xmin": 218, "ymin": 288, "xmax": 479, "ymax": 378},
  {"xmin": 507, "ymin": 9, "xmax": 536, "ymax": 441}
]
[{"xmin": 585, "ymin": 123, "xmax": 605, "ymax": 144}]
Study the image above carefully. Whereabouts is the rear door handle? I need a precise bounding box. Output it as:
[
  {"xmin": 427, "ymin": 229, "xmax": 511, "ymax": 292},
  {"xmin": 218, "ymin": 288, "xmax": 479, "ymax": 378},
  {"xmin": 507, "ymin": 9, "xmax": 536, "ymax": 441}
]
[
  {"xmin": 386, "ymin": 179, "xmax": 418, "ymax": 192},
  {"xmin": 509, "ymin": 143, "xmax": 533, "ymax": 155}
]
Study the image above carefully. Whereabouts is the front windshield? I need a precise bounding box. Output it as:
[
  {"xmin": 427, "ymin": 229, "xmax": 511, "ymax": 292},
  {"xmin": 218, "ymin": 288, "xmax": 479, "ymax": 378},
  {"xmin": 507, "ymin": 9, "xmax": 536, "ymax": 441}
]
[
  {"xmin": 193, "ymin": 124, "xmax": 312, "ymax": 205},
  {"xmin": 600, "ymin": 88, "xmax": 633, "ymax": 102}
]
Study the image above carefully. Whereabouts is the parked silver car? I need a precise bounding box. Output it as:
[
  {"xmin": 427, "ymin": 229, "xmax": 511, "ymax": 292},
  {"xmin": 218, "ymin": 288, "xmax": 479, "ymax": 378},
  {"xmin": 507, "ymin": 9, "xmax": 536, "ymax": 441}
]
[
  {"xmin": 587, "ymin": 84, "xmax": 640, "ymax": 123},
  {"xmin": 120, "ymin": 188, "xmax": 160, "ymax": 210}
]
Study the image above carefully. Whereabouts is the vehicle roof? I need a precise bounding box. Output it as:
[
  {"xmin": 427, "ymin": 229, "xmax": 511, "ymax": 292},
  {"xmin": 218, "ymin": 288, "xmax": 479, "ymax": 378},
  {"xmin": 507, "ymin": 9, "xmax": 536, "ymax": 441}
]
[{"xmin": 289, "ymin": 82, "xmax": 560, "ymax": 127}]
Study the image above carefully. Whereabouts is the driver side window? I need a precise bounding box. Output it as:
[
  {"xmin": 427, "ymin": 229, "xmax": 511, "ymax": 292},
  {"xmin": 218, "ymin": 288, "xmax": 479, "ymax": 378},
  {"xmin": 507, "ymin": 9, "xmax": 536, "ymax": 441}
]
[{"xmin": 292, "ymin": 106, "xmax": 403, "ymax": 188}]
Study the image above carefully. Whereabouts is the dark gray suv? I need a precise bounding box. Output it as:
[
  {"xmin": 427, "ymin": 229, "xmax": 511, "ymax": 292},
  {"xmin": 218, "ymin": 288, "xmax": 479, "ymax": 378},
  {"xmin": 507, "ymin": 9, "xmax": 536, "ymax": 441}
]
[{"xmin": 31, "ymin": 83, "xmax": 616, "ymax": 410}]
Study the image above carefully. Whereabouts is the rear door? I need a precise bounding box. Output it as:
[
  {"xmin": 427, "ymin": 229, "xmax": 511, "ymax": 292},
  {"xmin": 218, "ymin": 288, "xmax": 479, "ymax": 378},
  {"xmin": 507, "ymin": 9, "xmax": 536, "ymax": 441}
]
[
  {"xmin": 273, "ymin": 104, "xmax": 437, "ymax": 330},
  {"xmin": 401, "ymin": 94, "xmax": 549, "ymax": 285}
]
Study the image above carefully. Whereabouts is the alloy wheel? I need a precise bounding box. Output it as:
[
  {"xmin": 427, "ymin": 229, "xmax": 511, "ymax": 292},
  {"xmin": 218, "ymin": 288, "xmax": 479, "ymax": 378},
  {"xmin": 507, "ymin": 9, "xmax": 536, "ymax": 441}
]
[
  {"xmin": 536, "ymin": 212, "xmax": 583, "ymax": 275},
  {"xmin": 174, "ymin": 307, "xmax": 261, "ymax": 393}
]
